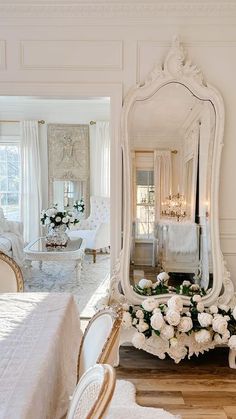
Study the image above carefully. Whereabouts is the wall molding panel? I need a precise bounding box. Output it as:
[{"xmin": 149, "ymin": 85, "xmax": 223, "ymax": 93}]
[
  {"xmin": 1, "ymin": 2, "xmax": 236, "ymax": 19},
  {"xmin": 20, "ymin": 40, "xmax": 123, "ymax": 71},
  {"xmin": 0, "ymin": 40, "xmax": 6, "ymax": 70}
]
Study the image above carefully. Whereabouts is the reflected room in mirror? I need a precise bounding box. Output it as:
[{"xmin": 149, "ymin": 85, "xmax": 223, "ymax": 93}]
[{"xmin": 129, "ymin": 81, "xmax": 215, "ymax": 297}]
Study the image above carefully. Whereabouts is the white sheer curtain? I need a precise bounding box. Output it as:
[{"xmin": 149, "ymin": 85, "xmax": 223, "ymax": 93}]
[
  {"xmin": 154, "ymin": 150, "xmax": 172, "ymax": 221},
  {"xmin": 90, "ymin": 121, "xmax": 110, "ymax": 197},
  {"xmin": 20, "ymin": 121, "xmax": 42, "ymax": 242}
]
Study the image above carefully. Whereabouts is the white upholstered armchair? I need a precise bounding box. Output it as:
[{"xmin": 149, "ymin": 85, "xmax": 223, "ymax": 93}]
[
  {"xmin": 0, "ymin": 208, "xmax": 24, "ymax": 266},
  {"xmin": 69, "ymin": 196, "xmax": 110, "ymax": 263}
]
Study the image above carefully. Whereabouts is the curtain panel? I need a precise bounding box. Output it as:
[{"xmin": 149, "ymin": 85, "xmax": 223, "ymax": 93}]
[
  {"xmin": 20, "ymin": 121, "xmax": 42, "ymax": 243},
  {"xmin": 90, "ymin": 121, "xmax": 110, "ymax": 197}
]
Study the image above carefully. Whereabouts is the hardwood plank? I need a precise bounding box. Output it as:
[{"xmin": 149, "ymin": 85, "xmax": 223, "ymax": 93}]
[{"xmin": 116, "ymin": 346, "xmax": 236, "ymax": 419}]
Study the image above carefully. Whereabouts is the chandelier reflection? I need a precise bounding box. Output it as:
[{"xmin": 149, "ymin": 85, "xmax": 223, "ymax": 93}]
[{"xmin": 161, "ymin": 193, "xmax": 187, "ymax": 222}]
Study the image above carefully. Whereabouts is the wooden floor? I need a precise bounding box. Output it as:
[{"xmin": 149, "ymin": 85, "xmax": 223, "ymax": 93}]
[{"xmin": 116, "ymin": 346, "xmax": 236, "ymax": 419}]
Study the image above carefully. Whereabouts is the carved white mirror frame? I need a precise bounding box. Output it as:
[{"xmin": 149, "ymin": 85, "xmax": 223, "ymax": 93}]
[{"xmin": 110, "ymin": 37, "xmax": 234, "ymax": 308}]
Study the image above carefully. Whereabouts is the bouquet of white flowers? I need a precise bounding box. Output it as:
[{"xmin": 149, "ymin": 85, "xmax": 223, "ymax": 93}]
[
  {"xmin": 40, "ymin": 205, "xmax": 79, "ymax": 229},
  {"xmin": 73, "ymin": 198, "xmax": 85, "ymax": 214}
]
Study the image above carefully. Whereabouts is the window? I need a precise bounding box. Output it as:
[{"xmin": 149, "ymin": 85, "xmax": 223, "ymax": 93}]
[
  {"xmin": 0, "ymin": 144, "xmax": 20, "ymax": 220},
  {"xmin": 135, "ymin": 169, "xmax": 155, "ymax": 240}
]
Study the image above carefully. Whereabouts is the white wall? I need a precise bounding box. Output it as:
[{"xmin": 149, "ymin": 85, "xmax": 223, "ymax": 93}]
[{"xmin": 0, "ymin": 1, "xmax": 236, "ymax": 280}]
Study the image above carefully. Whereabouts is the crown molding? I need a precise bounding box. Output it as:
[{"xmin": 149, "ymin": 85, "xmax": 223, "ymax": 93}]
[{"xmin": 0, "ymin": 2, "xmax": 236, "ymax": 19}]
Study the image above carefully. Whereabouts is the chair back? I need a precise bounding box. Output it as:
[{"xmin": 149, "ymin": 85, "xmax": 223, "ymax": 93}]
[
  {"xmin": 67, "ymin": 364, "xmax": 116, "ymax": 419},
  {"xmin": 78, "ymin": 306, "xmax": 122, "ymax": 379},
  {"xmin": 0, "ymin": 252, "xmax": 24, "ymax": 292}
]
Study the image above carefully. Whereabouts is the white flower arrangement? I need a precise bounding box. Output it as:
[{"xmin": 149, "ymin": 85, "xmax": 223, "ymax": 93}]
[
  {"xmin": 40, "ymin": 205, "xmax": 79, "ymax": 229},
  {"xmin": 123, "ymin": 293, "xmax": 236, "ymax": 363},
  {"xmin": 133, "ymin": 273, "xmax": 207, "ymax": 298}
]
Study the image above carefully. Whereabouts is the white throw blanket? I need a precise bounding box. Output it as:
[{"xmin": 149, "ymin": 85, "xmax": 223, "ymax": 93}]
[
  {"xmin": 167, "ymin": 222, "xmax": 198, "ymax": 254},
  {"xmin": 107, "ymin": 380, "xmax": 181, "ymax": 418},
  {"xmin": 0, "ymin": 232, "xmax": 25, "ymax": 266}
]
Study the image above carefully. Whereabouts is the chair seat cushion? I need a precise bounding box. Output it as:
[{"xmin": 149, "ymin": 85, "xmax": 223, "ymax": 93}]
[{"xmin": 0, "ymin": 236, "xmax": 12, "ymax": 252}]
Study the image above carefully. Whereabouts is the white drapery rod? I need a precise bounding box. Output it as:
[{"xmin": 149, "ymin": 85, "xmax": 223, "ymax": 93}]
[{"xmin": 0, "ymin": 119, "xmax": 45, "ymax": 124}]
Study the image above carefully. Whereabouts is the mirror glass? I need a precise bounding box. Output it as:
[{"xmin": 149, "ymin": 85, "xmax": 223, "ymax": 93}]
[
  {"xmin": 53, "ymin": 180, "xmax": 85, "ymax": 211},
  {"xmin": 128, "ymin": 82, "xmax": 215, "ymax": 296}
]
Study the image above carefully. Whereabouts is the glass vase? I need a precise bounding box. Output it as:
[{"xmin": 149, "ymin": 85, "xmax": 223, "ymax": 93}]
[{"xmin": 45, "ymin": 224, "xmax": 68, "ymax": 247}]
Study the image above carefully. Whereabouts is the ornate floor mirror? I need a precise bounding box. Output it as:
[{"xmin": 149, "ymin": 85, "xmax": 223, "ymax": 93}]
[{"xmin": 109, "ymin": 37, "xmax": 236, "ymax": 366}]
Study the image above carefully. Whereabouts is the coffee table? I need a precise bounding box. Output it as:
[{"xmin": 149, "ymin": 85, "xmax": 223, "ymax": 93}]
[{"xmin": 24, "ymin": 236, "xmax": 86, "ymax": 280}]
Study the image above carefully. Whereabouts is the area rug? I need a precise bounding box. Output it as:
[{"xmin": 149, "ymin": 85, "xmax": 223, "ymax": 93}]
[
  {"xmin": 23, "ymin": 253, "xmax": 110, "ymax": 317},
  {"xmin": 107, "ymin": 380, "xmax": 181, "ymax": 418}
]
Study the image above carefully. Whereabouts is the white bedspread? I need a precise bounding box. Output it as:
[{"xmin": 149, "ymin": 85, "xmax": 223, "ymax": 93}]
[{"xmin": 0, "ymin": 292, "xmax": 82, "ymax": 419}]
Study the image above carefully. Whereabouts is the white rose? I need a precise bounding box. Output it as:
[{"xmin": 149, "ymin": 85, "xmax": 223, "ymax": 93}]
[
  {"xmin": 153, "ymin": 307, "xmax": 161, "ymax": 314},
  {"xmin": 50, "ymin": 222, "xmax": 55, "ymax": 227},
  {"xmin": 132, "ymin": 332, "xmax": 146, "ymax": 349},
  {"xmin": 122, "ymin": 303, "xmax": 130, "ymax": 311},
  {"xmin": 45, "ymin": 217, "xmax": 50, "ymax": 225},
  {"xmin": 196, "ymin": 302, "xmax": 205, "ymax": 312},
  {"xmin": 62, "ymin": 217, "xmax": 69, "ymax": 224},
  {"xmin": 209, "ymin": 305, "xmax": 218, "ymax": 314},
  {"xmin": 167, "ymin": 295, "xmax": 183, "ymax": 312},
  {"xmin": 228, "ymin": 335, "xmax": 236, "ymax": 350},
  {"xmin": 150, "ymin": 312, "xmax": 164, "ymax": 331},
  {"xmin": 137, "ymin": 320, "xmax": 149, "ymax": 333},
  {"xmin": 139, "ymin": 279, "xmax": 153, "ymax": 290},
  {"xmin": 165, "ymin": 309, "xmax": 181, "ymax": 326},
  {"xmin": 232, "ymin": 306, "xmax": 236, "ymax": 320},
  {"xmin": 212, "ymin": 316, "xmax": 228, "ymax": 335},
  {"xmin": 122, "ymin": 312, "xmax": 132, "ymax": 329},
  {"xmin": 170, "ymin": 337, "xmax": 178, "ymax": 348},
  {"xmin": 160, "ymin": 324, "xmax": 175, "ymax": 340},
  {"xmin": 198, "ymin": 313, "xmax": 213, "ymax": 328},
  {"xmin": 157, "ymin": 272, "xmax": 169, "ymax": 284},
  {"xmin": 195, "ymin": 329, "xmax": 211, "ymax": 344},
  {"xmin": 178, "ymin": 316, "xmax": 193, "ymax": 333},
  {"xmin": 132, "ymin": 318, "xmax": 138, "ymax": 325},
  {"xmin": 142, "ymin": 298, "xmax": 158, "ymax": 312},
  {"xmin": 69, "ymin": 216, "xmax": 75, "ymax": 223},
  {"xmin": 185, "ymin": 311, "xmax": 191, "ymax": 317},
  {"xmin": 193, "ymin": 294, "xmax": 202, "ymax": 303},
  {"xmin": 136, "ymin": 309, "xmax": 144, "ymax": 319},
  {"xmin": 182, "ymin": 280, "xmax": 191, "ymax": 287},
  {"xmin": 46, "ymin": 209, "xmax": 53, "ymax": 217},
  {"xmin": 55, "ymin": 216, "xmax": 61, "ymax": 222}
]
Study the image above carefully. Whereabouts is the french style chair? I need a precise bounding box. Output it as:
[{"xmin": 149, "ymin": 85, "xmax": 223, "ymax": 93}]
[
  {"xmin": 67, "ymin": 364, "xmax": 116, "ymax": 419},
  {"xmin": 77, "ymin": 306, "xmax": 123, "ymax": 380},
  {"xmin": 68, "ymin": 196, "xmax": 110, "ymax": 263},
  {"xmin": 0, "ymin": 252, "xmax": 24, "ymax": 292},
  {"xmin": 0, "ymin": 207, "xmax": 24, "ymax": 265}
]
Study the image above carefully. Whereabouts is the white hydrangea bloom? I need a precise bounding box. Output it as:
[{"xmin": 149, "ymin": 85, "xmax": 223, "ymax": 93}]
[{"xmin": 136, "ymin": 309, "xmax": 144, "ymax": 319}]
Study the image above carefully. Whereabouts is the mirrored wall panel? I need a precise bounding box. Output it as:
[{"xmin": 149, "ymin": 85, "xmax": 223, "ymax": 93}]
[{"xmin": 128, "ymin": 83, "xmax": 215, "ymax": 296}]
